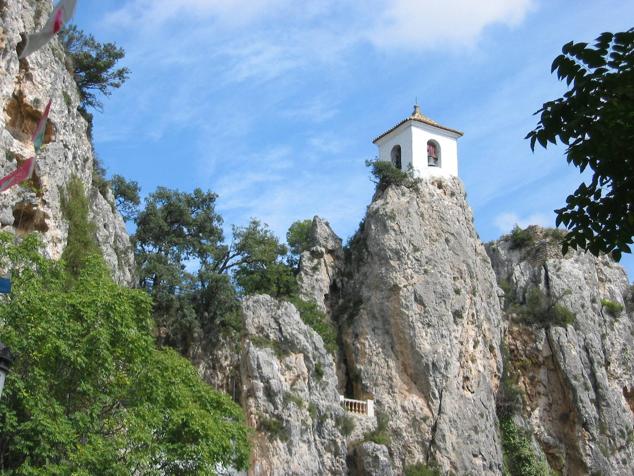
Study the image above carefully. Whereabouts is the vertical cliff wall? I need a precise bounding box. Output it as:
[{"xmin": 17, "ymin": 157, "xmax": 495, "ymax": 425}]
[
  {"xmin": 203, "ymin": 177, "xmax": 633, "ymax": 475},
  {"xmin": 337, "ymin": 178, "xmax": 505, "ymax": 474},
  {"xmin": 240, "ymin": 296, "xmax": 349, "ymax": 476},
  {"xmin": 487, "ymin": 227, "xmax": 634, "ymax": 475},
  {"xmin": 0, "ymin": 0, "xmax": 134, "ymax": 284}
]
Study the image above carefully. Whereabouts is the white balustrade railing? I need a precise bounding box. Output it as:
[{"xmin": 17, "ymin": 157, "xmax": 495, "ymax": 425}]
[{"xmin": 339, "ymin": 395, "xmax": 374, "ymax": 417}]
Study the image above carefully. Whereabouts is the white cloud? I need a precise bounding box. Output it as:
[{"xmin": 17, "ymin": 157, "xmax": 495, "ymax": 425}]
[
  {"xmin": 494, "ymin": 211, "xmax": 552, "ymax": 233},
  {"xmin": 108, "ymin": 0, "xmax": 535, "ymax": 52},
  {"xmin": 106, "ymin": 0, "xmax": 289, "ymax": 29},
  {"xmin": 370, "ymin": 0, "xmax": 535, "ymax": 49}
]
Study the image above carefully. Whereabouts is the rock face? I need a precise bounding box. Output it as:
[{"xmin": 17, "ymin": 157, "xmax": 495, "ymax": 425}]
[
  {"xmin": 338, "ymin": 178, "xmax": 505, "ymax": 474},
  {"xmin": 297, "ymin": 216, "xmax": 344, "ymax": 315},
  {"xmin": 486, "ymin": 227, "xmax": 634, "ymax": 476},
  {"xmin": 6, "ymin": 6, "xmax": 629, "ymax": 474},
  {"xmin": 0, "ymin": 0, "xmax": 134, "ymax": 284},
  {"xmin": 351, "ymin": 442, "xmax": 394, "ymax": 476},
  {"xmin": 240, "ymin": 295, "xmax": 349, "ymax": 476}
]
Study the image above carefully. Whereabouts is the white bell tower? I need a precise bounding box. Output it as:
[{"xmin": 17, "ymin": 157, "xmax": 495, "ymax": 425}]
[{"xmin": 373, "ymin": 105, "xmax": 463, "ymax": 179}]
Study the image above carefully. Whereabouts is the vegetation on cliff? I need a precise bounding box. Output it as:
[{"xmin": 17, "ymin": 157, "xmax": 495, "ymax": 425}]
[
  {"xmin": 60, "ymin": 25, "xmax": 129, "ymax": 114},
  {"xmin": 366, "ymin": 158, "xmax": 416, "ymax": 192}
]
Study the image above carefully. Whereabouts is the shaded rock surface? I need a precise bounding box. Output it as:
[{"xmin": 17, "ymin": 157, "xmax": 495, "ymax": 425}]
[
  {"xmin": 351, "ymin": 442, "xmax": 394, "ymax": 476},
  {"xmin": 297, "ymin": 216, "xmax": 344, "ymax": 315},
  {"xmin": 486, "ymin": 227, "xmax": 634, "ymax": 476},
  {"xmin": 0, "ymin": 0, "xmax": 134, "ymax": 284},
  {"xmin": 240, "ymin": 295, "xmax": 350, "ymax": 476}
]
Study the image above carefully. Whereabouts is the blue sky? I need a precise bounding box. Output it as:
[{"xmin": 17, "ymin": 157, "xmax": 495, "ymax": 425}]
[{"xmin": 72, "ymin": 0, "xmax": 634, "ymax": 279}]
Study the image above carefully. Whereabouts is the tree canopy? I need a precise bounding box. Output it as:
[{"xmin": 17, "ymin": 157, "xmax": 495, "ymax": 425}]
[
  {"xmin": 0, "ymin": 233, "xmax": 250, "ymax": 474},
  {"xmin": 60, "ymin": 25, "xmax": 130, "ymax": 112},
  {"xmin": 111, "ymin": 174, "xmax": 141, "ymax": 222},
  {"xmin": 133, "ymin": 187, "xmax": 293, "ymax": 352},
  {"xmin": 286, "ymin": 219, "xmax": 313, "ymax": 257},
  {"xmin": 286, "ymin": 219, "xmax": 313, "ymax": 270},
  {"xmin": 526, "ymin": 29, "xmax": 634, "ymax": 260}
]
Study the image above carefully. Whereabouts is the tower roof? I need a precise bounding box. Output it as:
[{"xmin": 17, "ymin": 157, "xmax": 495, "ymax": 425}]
[{"xmin": 372, "ymin": 105, "xmax": 464, "ymax": 144}]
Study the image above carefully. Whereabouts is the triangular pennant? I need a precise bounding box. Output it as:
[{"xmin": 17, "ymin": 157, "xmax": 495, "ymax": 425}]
[
  {"xmin": 32, "ymin": 99, "xmax": 52, "ymax": 154},
  {"xmin": 19, "ymin": 0, "xmax": 78, "ymax": 59},
  {"xmin": 0, "ymin": 158, "xmax": 36, "ymax": 194}
]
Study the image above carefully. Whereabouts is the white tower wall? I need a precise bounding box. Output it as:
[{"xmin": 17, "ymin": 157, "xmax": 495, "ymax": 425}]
[
  {"xmin": 374, "ymin": 106, "xmax": 462, "ymax": 180},
  {"xmin": 377, "ymin": 127, "xmax": 413, "ymax": 171},
  {"xmin": 410, "ymin": 124, "xmax": 458, "ymax": 178}
]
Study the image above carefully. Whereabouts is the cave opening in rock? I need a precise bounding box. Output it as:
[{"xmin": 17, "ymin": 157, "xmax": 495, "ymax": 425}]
[
  {"xmin": 4, "ymin": 92, "xmax": 55, "ymax": 145},
  {"xmin": 12, "ymin": 201, "xmax": 49, "ymax": 235}
]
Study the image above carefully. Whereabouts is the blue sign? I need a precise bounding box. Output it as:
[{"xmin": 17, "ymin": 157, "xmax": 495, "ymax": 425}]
[{"xmin": 0, "ymin": 277, "xmax": 11, "ymax": 294}]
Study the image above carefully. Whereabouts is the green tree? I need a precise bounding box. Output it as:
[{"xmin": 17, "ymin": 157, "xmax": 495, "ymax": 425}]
[
  {"xmin": 60, "ymin": 25, "xmax": 130, "ymax": 113},
  {"xmin": 134, "ymin": 189, "xmax": 296, "ymax": 351},
  {"xmin": 287, "ymin": 219, "xmax": 313, "ymax": 256},
  {"xmin": 111, "ymin": 174, "xmax": 141, "ymax": 222},
  {"xmin": 232, "ymin": 219, "xmax": 296, "ymax": 297},
  {"xmin": 60, "ymin": 175, "xmax": 100, "ymax": 277},
  {"xmin": 286, "ymin": 219, "xmax": 313, "ymax": 270},
  {"xmin": 527, "ymin": 29, "xmax": 634, "ymax": 260},
  {"xmin": 0, "ymin": 233, "xmax": 250, "ymax": 474},
  {"xmin": 134, "ymin": 187, "xmax": 229, "ymax": 350}
]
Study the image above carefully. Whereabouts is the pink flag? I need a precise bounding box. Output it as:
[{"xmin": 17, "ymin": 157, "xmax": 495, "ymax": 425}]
[
  {"xmin": 19, "ymin": 0, "xmax": 77, "ymax": 59},
  {"xmin": 0, "ymin": 158, "xmax": 36, "ymax": 194},
  {"xmin": 53, "ymin": 8, "xmax": 65, "ymax": 34},
  {"xmin": 32, "ymin": 99, "xmax": 52, "ymax": 154}
]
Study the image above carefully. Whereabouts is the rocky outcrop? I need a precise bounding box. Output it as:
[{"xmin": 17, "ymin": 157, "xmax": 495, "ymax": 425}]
[
  {"xmin": 240, "ymin": 295, "xmax": 350, "ymax": 476},
  {"xmin": 297, "ymin": 216, "xmax": 344, "ymax": 315},
  {"xmin": 206, "ymin": 181, "xmax": 633, "ymax": 476},
  {"xmin": 338, "ymin": 177, "xmax": 505, "ymax": 474},
  {"xmin": 486, "ymin": 227, "xmax": 634, "ymax": 476},
  {"xmin": 351, "ymin": 442, "xmax": 394, "ymax": 476},
  {"xmin": 0, "ymin": 0, "xmax": 134, "ymax": 284}
]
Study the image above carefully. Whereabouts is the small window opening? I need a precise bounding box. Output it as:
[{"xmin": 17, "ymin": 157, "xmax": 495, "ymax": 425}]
[
  {"xmin": 427, "ymin": 140, "xmax": 440, "ymax": 167},
  {"xmin": 391, "ymin": 145, "xmax": 402, "ymax": 170}
]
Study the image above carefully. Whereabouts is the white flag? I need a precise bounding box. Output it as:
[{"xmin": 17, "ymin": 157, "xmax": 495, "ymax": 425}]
[{"xmin": 19, "ymin": 0, "xmax": 77, "ymax": 59}]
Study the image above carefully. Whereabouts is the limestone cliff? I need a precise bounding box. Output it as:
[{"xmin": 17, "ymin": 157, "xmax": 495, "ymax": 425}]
[
  {"xmin": 229, "ymin": 181, "xmax": 633, "ymax": 475},
  {"xmin": 0, "ymin": 0, "xmax": 134, "ymax": 284},
  {"xmin": 337, "ymin": 178, "xmax": 504, "ymax": 474},
  {"xmin": 224, "ymin": 179, "xmax": 506, "ymax": 475},
  {"xmin": 240, "ymin": 295, "xmax": 349, "ymax": 476},
  {"xmin": 486, "ymin": 227, "xmax": 634, "ymax": 476},
  {"xmin": 297, "ymin": 216, "xmax": 344, "ymax": 315}
]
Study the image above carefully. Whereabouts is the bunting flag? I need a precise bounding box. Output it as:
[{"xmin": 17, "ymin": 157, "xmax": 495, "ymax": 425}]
[
  {"xmin": 0, "ymin": 158, "xmax": 35, "ymax": 194},
  {"xmin": 32, "ymin": 99, "xmax": 52, "ymax": 154},
  {"xmin": 19, "ymin": 0, "xmax": 77, "ymax": 59}
]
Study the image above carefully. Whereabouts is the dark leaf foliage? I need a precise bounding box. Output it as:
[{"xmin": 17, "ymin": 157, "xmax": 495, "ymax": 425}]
[
  {"xmin": 286, "ymin": 219, "xmax": 314, "ymax": 257},
  {"xmin": 527, "ymin": 29, "xmax": 634, "ymax": 260}
]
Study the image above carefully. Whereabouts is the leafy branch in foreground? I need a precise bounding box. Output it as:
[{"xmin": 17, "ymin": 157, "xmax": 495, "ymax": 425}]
[{"xmin": 527, "ymin": 29, "xmax": 634, "ymax": 261}]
